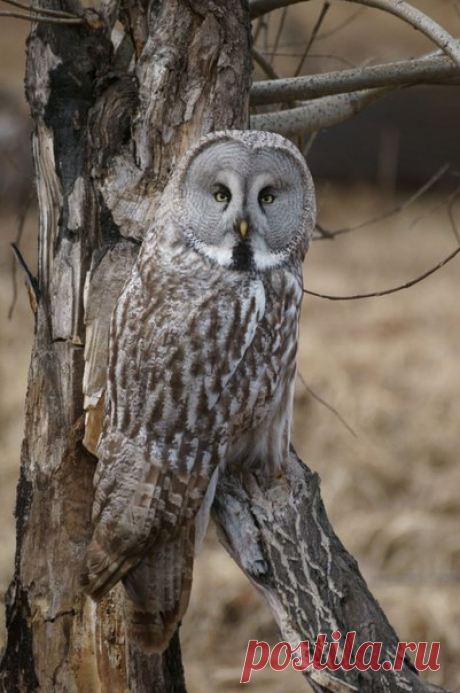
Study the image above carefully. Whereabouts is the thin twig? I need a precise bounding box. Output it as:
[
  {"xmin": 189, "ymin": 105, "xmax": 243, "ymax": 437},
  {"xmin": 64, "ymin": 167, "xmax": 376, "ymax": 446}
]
[
  {"xmin": 294, "ymin": 2, "xmax": 330, "ymax": 77},
  {"xmin": 8, "ymin": 190, "xmax": 33, "ymax": 320},
  {"xmin": 10, "ymin": 244, "xmax": 39, "ymax": 315},
  {"xmin": 304, "ymin": 245, "xmax": 460, "ymax": 301},
  {"xmin": 0, "ymin": 0, "xmax": 78, "ymax": 18},
  {"xmin": 447, "ymin": 188, "xmax": 460, "ymax": 243},
  {"xmin": 252, "ymin": 15, "xmax": 266, "ymax": 44},
  {"xmin": 253, "ymin": 46, "xmax": 281, "ymax": 80},
  {"xmin": 298, "ymin": 372, "xmax": 358, "ymax": 438},
  {"xmin": 344, "ymin": 0, "xmax": 460, "ymax": 67},
  {"xmin": 315, "ymin": 6, "xmax": 366, "ymax": 40},
  {"xmin": 313, "ymin": 164, "xmax": 450, "ymax": 241},
  {"xmin": 250, "ymin": 0, "xmax": 460, "ymax": 68},
  {"xmin": 0, "ymin": 9, "xmax": 83, "ymax": 22},
  {"xmin": 303, "ymin": 129, "xmax": 318, "ymax": 157},
  {"xmin": 269, "ymin": 6, "xmax": 288, "ymax": 65},
  {"xmin": 454, "ymin": 0, "xmax": 460, "ymax": 24}
]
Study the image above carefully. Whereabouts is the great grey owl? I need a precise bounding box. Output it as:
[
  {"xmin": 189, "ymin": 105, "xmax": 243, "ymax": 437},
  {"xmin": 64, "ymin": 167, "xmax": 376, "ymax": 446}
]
[{"xmin": 83, "ymin": 130, "xmax": 316, "ymax": 653}]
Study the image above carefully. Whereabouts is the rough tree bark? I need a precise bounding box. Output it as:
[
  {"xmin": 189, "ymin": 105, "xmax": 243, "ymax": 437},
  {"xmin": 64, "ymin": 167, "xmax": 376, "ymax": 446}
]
[
  {"xmin": 213, "ymin": 453, "xmax": 448, "ymax": 693},
  {"xmin": 0, "ymin": 1, "xmax": 251, "ymax": 691},
  {"xmin": 0, "ymin": 1, "xmax": 452, "ymax": 692}
]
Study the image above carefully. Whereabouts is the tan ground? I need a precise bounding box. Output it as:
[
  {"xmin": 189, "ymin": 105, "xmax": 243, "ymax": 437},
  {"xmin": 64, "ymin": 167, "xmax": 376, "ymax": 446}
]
[{"xmin": 1, "ymin": 3, "xmax": 459, "ymax": 692}]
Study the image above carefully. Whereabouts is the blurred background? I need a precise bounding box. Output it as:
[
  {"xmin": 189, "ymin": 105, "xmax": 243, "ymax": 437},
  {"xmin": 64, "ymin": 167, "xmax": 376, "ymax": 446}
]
[{"xmin": 0, "ymin": 1, "xmax": 459, "ymax": 691}]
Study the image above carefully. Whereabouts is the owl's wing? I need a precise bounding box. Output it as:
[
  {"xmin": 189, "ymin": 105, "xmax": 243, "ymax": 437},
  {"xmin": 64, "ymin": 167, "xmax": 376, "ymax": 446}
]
[{"xmin": 83, "ymin": 271, "xmax": 267, "ymax": 609}]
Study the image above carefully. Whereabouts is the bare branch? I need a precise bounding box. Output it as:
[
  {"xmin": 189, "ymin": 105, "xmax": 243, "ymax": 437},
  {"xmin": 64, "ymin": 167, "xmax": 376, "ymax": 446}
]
[
  {"xmin": 10, "ymin": 243, "xmax": 39, "ymax": 315},
  {"xmin": 314, "ymin": 164, "xmax": 450, "ymax": 241},
  {"xmin": 304, "ymin": 245, "xmax": 460, "ymax": 301},
  {"xmin": 250, "ymin": 86, "xmax": 392, "ymax": 135},
  {"xmin": 315, "ymin": 6, "xmax": 366, "ymax": 40},
  {"xmin": 294, "ymin": 1, "xmax": 330, "ymax": 77},
  {"xmin": 250, "ymin": 0, "xmax": 460, "ymax": 68},
  {"xmin": 0, "ymin": 9, "xmax": 83, "ymax": 23},
  {"xmin": 344, "ymin": 0, "xmax": 460, "ymax": 67},
  {"xmin": 0, "ymin": 0, "xmax": 78, "ymax": 18},
  {"xmin": 251, "ymin": 54, "xmax": 460, "ymax": 105},
  {"xmin": 447, "ymin": 188, "xmax": 460, "ymax": 243},
  {"xmin": 298, "ymin": 372, "xmax": 358, "ymax": 438},
  {"xmin": 8, "ymin": 191, "xmax": 33, "ymax": 320},
  {"xmin": 269, "ymin": 6, "xmax": 288, "ymax": 64},
  {"xmin": 253, "ymin": 46, "xmax": 281, "ymax": 79}
]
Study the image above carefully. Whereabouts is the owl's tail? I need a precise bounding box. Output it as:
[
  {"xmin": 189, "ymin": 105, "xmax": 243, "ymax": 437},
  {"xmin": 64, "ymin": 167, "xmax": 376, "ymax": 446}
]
[{"xmin": 122, "ymin": 523, "xmax": 195, "ymax": 654}]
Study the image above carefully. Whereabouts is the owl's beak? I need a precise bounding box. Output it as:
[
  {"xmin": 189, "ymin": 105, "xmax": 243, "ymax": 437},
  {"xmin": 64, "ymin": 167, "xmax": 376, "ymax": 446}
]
[{"xmin": 239, "ymin": 220, "xmax": 249, "ymax": 238}]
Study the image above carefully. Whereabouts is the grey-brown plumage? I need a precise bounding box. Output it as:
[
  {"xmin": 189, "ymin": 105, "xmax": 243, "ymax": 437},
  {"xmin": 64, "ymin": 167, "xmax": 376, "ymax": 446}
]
[{"xmin": 83, "ymin": 130, "xmax": 316, "ymax": 652}]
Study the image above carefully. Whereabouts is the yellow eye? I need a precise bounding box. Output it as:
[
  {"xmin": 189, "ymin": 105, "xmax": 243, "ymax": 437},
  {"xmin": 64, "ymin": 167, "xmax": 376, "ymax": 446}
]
[
  {"xmin": 214, "ymin": 190, "xmax": 230, "ymax": 203},
  {"xmin": 260, "ymin": 192, "xmax": 275, "ymax": 205}
]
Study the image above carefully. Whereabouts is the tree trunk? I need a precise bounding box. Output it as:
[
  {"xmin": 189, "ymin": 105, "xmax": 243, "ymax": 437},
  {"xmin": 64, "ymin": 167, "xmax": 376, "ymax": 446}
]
[{"xmin": 0, "ymin": 2, "xmax": 251, "ymax": 691}]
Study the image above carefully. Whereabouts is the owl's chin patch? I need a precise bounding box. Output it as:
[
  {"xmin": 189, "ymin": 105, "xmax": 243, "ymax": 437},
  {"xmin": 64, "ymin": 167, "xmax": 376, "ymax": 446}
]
[
  {"xmin": 231, "ymin": 239, "xmax": 253, "ymax": 272},
  {"xmin": 193, "ymin": 237, "xmax": 285, "ymax": 273}
]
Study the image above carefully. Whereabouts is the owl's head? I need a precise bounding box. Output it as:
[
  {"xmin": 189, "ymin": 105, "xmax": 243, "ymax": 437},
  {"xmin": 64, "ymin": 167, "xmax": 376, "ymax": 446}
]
[{"xmin": 169, "ymin": 131, "xmax": 316, "ymax": 272}]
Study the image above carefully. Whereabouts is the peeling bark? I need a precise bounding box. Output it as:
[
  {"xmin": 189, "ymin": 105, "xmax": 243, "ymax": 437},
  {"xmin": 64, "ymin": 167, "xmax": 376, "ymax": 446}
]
[{"xmin": 0, "ymin": 1, "xmax": 251, "ymax": 690}]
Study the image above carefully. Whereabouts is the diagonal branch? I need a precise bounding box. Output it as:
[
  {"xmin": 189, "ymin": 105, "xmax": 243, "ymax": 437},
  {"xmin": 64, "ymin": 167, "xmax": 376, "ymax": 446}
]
[
  {"xmin": 304, "ymin": 245, "xmax": 460, "ymax": 301},
  {"xmin": 253, "ymin": 46, "xmax": 281, "ymax": 79},
  {"xmin": 251, "ymin": 54, "xmax": 460, "ymax": 105},
  {"xmin": 212, "ymin": 452, "xmax": 448, "ymax": 692},
  {"xmin": 250, "ymin": 86, "xmax": 392, "ymax": 135},
  {"xmin": 0, "ymin": 0, "xmax": 78, "ymax": 18},
  {"xmin": 249, "ymin": 0, "xmax": 460, "ymax": 68},
  {"xmin": 0, "ymin": 9, "xmax": 83, "ymax": 22},
  {"xmin": 313, "ymin": 164, "xmax": 451, "ymax": 242},
  {"xmin": 343, "ymin": 0, "xmax": 460, "ymax": 67}
]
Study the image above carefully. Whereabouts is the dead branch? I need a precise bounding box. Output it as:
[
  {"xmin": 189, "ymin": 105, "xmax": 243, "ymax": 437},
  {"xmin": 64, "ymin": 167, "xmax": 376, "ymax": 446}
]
[
  {"xmin": 249, "ymin": 0, "xmax": 460, "ymax": 68},
  {"xmin": 212, "ymin": 451, "xmax": 448, "ymax": 692},
  {"xmin": 269, "ymin": 5, "xmax": 288, "ymax": 64},
  {"xmin": 343, "ymin": 0, "xmax": 460, "ymax": 67},
  {"xmin": 253, "ymin": 46, "xmax": 281, "ymax": 79},
  {"xmin": 0, "ymin": 0, "xmax": 78, "ymax": 18},
  {"xmin": 0, "ymin": 10, "xmax": 83, "ymax": 23},
  {"xmin": 304, "ymin": 245, "xmax": 460, "ymax": 301},
  {"xmin": 313, "ymin": 164, "xmax": 450, "ymax": 241},
  {"xmin": 250, "ymin": 86, "xmax": 392, "ymax": 135},
  {"xmin": 297, "ymin": 372, "xmax": 358, "ymax": 438},
  {"xmin": 251, "ymin": 54, "xmax": 460, "ymax": 106},
  {"xmin": 294, "ymin": 1, "xmax": 330, "ymax": 77}
]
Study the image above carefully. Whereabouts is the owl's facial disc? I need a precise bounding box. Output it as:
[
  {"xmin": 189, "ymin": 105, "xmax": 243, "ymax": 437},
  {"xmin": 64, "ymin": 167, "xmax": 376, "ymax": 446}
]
[{"xmin": 181, "ymin": 140, "xmax": 308, "ymax": 272}]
